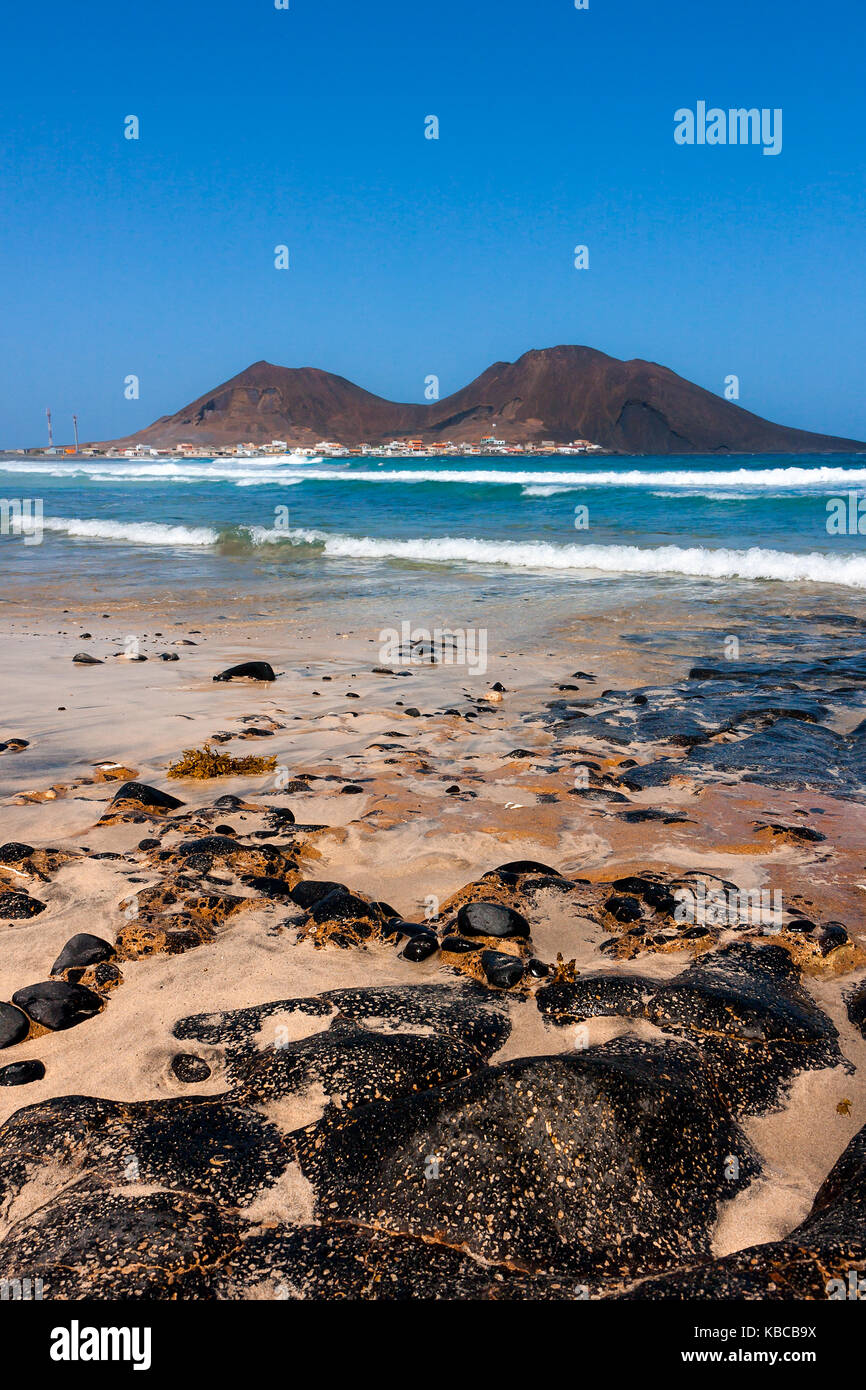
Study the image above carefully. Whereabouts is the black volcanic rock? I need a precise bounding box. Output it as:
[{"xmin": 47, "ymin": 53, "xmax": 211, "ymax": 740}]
[
  {"xmin": 0, "ymin": 1060, "xmax": 45, "ymax": 1086},
  {"xmin": 294, "ymin": 1039, "xmax": 758, "ymax": 1281},
  {"xmin": 111, "ymin": 781, "xmax": 183, "ymax": 811},
  {"xmin": 617, "ymin": 1120, "xmax": 866, "ymax": 1300},
  {"xmin": 479, "ymin": 950, "xmax": 526, "ymax": 989},
  {"xmin": 96, "ymin": 347, "xmax": 866, "ymax": 455},
  {"xmin": 0, "ymin": 893, "xmax": 45, "ymax": 920},
  {"xmin": 173, "ymin": 983, "xmax": 511, "ymax": 1067},
  {"xmin": 0, "ymin": 1177, "xmax": 242, "ymax": 1299},
  {"xmin": 456, "ymin": 902, "xmax": 531, "ymax": 939},
  {"xmin": 51, "ymin": 934, "xmax": 116, "ymax": 976},
  {"xmin": 213, "ymin": 661, "xmax": 276, "ymax": 682},
  {"xmin": 537, "ymin": 945, "xmax": 843, "ymax": 1116},
  {"xmin": 0, "ymin": 843, "xmax": 34, "ymax": 864},
  {"xmin": 12, "ymin": 981, "xmax": 103, "ymax": 1031},
  {"xmin": 0, "ymin": 1003, "xmax": 30, "ymax": 1049},
  {"xmin": 171, "ymin": 1054, "xmax": 212, "ymax": 1084}
]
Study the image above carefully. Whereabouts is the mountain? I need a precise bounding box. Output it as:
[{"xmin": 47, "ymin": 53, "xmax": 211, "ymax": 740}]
[{"xmin": 97, "ymin": 347, "xmax": 865, "ymax": 454}]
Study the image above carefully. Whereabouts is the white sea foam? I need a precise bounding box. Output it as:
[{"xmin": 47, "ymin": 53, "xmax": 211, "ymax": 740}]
[
  {"xmin": 307, "ymin": 535, "xmax": 866, "ymax": 586},
  {"xmin": 39, "ymin": 517, "xmax": 220, "ymax": 546},
  {"xmin": 34, "ymin": 516, "xmax": 866, "ymax": 587},
  {"xmin": 4, "ymin": 459, "xmax": 866, "ymax": 489},
  {"xmin": 521, "ymin": 485, "xmax": 581, "ymax": 497}
]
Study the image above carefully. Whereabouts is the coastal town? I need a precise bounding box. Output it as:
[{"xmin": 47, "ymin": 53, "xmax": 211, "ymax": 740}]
[{"xmin": 15, "ymin": 434, "xmax": 607, "ymax": 460}]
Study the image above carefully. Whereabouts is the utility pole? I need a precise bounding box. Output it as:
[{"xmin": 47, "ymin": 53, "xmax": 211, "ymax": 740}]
[
  {"xmin": 72, "ymin": 414, "xmax": 79, "ymax": 452},
  {"xmin": 46, "ymin": 407, "xmax": 53, "ymax": 448}
]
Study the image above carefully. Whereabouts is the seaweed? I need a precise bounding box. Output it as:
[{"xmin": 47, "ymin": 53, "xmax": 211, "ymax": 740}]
[{"xmin": 167, "ymin": 744, "xmax": 277, "ymax": 779}]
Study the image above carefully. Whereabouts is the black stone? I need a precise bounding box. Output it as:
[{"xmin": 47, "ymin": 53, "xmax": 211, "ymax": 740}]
[
  {"xmin": 0, "ymin": 893, "xmax": 45, "ymax": 919},
  {"xmin": 479, "ymin": 951, "xmax": 526, "ymax": 989},
  {"xmin": 111, "ymin": 781, "xmax": 183, "ymax": 810},
  {"xmin": 0, "ymin": 842, "xmax": 33, "ymax": 864},
  {"xmin": 294, "ymin": 1039, "xmax": 758, "ymax": 1282},
  {"xmin": 456, "ymin": 901, "xmax": 531, "ymax": 939},
  {"xmin": 241, "ymin": 875, "xmax": 295, "ymax": 900},
  {"xmin": 819, "ymin": 923, "xmax": 849, "ymax": 954},
  {"xmin": 0, "ymin": 1002, "xmax": 30, "ymax": 1049},
  {"xmin": 171, "ymin": 1054, "xmax": 212, "ymax": 1083},
  {"xmin": 847, "ymin": 980, "xmax": 866, "ymax": 1039},
  {"xmin": 288, "ymin": 880, "xmax": 347, "ymax": 909},
  {"xmin": 605, "ymin": 894, "xmax": 643, "ymax": 923},
  {"xmin": 213, "ymin": 662, "xmax": 276, "ymax": 682},
  {"xmin": 400, "ymin": 932, "xmax": 440, "ymax": 962},
  {"xmin": 0, "ymin": 1060, "xmax": 45, "ymax": 1086},
  {"xmin": 493, "ymin": 860, "xmax": 564, "ymax": 877},
  {"xmin": 176, "ymin": 835, "xmax": 242, "ymax": 859},
  {"xmin": 51, "ymin": 934, "xmax": 115, "ymax": 975},
  {"xmin": 12, "ymin": 981, "xmax": 103, "ymax": 1031}
]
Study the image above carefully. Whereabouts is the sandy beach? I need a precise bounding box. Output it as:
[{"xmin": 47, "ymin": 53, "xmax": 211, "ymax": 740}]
[{"xmin": 0, "ymin": 579, "xmax": 864, "ymax": 1298}]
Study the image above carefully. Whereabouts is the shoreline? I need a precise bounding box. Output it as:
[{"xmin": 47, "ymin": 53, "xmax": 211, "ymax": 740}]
[{"xmin": 1, "ymin": 588, "xmax": 865, "ymax": 1297}]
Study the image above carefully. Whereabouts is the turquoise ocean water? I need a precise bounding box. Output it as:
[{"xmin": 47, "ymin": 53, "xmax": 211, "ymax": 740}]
[{"xmin": 2, "ymin": 452, "xmax": 866, "ymax": 609}]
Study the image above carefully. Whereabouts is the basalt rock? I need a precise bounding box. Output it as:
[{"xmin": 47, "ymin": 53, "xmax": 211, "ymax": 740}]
[
  {"xmin": 538, "ymin": 944, "xmax": 844, "ymax": 1116},
  {"xmin": 11, "ymin": 981, "xmax": 103, "ymax": 1032},
  {"xmin": 287, "ymin": 880, "xmax": 346, "ymax": 909},
  {"xmin": 549, "ymin": 652, "xmax": 866, "ymax": 799},
  {"xmin": 223, "ymin": 1222, "xmax": 541, "ymax": 1300},
  {"xmin": 51, "ymin": 934, "xmax": 116, "ymax": 976},
  {"xmin": 0, "ymin": 843, "xmax": 34, "ymax": 865},
  {"xmin": 173, "ymin": 983, "xmax": 511, "ymax": 1069},
  {"xmin": 479, "ymin": 949, "xmax": 526, "ymax": 989},
  {"xmin": 456, "ymin": 901, "xmax": 531, "ymax": 940},
  {"xmin": 213, "ymin": 661, "xmax": 276, "ymax": 683},
  {"xmin": 0, "ymin": 1093, "xmax": 288, "ymax": 1211},
  {"xmin": 0, "ymin": 1003, "xmax": 30, "ymax": 1049},
  {"xmin": 111, "ymin": 781, "xmax": 183, "ymax": 811},
  {"xmin": 0, "ymin": 1176, "xmax": 242, "ymax": 1299},
  {"xmin": 240, "ymin": 874, "xmax": 296, "ymax": 900},
  {"xmin": 0, "ymin": 893, "xmax": 46, "ymax": 920},
  {"xmin": 296, "ymin": 885, "xmax": 389, "ymax": 948},
  {"xmin": 293, "ymin": 1038, "xmax": 758, "ymax": 1281},
  {"xmin": 171, "ymin": 1054, "xmax": 212, "ymax": 1084},
  {"xmin": 398, "ymin": 929, "xmax": 440, "ymax": 962},
  {"xmin": 617, "ymin": 1119, "xmax": 866, "ymax": 1300},
  {"xmin": 847, "ymin": 980, "xmax": 866, "ymax": 1040},
  {"xmin": 230, "ymin": 1016, "xmax": 484, "ymax": 1111},
  {"xmin": 0, "ymin": 1060, "xmax": 45, "ymax": 1086}
]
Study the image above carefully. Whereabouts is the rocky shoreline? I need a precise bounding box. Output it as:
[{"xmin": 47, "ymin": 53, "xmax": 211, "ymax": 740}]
[{"xmin": 0, "ymin": 612, "xmax": 864, "ymax": 1300}]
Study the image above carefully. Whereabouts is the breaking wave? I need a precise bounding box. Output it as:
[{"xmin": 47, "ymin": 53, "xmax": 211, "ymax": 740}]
[
  {"xmin": 31, "ymin": 516, "xmax": 866, "ymax": 587},
  {"xmin": 3, "ymin": 459, "xmax": 866, "ymax": 490}
]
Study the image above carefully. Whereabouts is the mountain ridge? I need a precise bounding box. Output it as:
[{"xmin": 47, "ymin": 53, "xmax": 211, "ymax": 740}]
[{"xmin": 96, "ymin": 346, "xmax": 865, "ymax": 454}]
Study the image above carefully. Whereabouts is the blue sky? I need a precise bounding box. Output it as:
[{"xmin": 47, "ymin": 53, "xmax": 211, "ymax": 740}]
[{"xmin": 1, "ymin": 0, "xmax": 864, "ymax": 446}]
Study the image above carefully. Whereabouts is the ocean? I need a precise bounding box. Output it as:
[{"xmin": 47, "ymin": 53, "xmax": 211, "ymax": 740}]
[{"xmin": 2, "ymin": 452, "xmax": 866, "ymax": 612}]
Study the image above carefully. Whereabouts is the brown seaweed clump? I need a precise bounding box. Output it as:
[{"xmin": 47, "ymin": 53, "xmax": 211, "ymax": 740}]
[{"xmin": 167, "ymin": 744, "xmax": 277, "ymax": 779}]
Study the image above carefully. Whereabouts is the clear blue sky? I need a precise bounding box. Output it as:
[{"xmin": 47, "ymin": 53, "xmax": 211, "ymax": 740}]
[{"xmin": 1, "ymin": 0, "xmax": 864, "ymax": 447}]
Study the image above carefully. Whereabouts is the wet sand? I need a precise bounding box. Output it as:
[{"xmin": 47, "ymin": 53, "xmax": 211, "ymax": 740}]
[{"xmin": 0, "ymin": 588, "xmax": 865, "ymax": 1287}]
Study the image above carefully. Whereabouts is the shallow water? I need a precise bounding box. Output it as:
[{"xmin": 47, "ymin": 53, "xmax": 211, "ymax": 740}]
[{"xmin": 2, "ymin": 453, "xmax": 866, "ymax": 613}]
